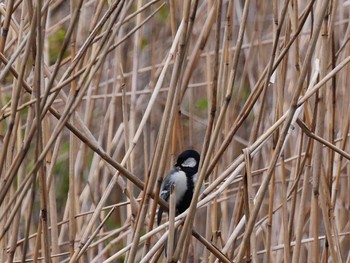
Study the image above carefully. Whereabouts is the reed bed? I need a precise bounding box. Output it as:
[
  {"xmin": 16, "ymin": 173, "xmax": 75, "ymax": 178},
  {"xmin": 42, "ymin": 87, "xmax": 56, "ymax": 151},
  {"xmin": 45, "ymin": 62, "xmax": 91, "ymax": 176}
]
[{"xmin": 1, "ymin": 0, "xmax": 350, "ymax": 262}]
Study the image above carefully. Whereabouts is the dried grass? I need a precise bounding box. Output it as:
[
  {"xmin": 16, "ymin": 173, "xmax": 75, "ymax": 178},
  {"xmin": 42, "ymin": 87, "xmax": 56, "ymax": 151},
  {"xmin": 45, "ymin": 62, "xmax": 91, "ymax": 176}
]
[{"xmin": 1, "ymin": 0, "xmax": 350, "ymax": 262}]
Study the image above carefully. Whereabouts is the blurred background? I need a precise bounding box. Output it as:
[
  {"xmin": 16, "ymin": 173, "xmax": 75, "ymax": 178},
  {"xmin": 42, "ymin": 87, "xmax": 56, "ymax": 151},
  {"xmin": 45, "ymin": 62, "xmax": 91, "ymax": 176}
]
[{"xmin": 1, "ymin": 0, "xmax": 350, "ymax": 262}]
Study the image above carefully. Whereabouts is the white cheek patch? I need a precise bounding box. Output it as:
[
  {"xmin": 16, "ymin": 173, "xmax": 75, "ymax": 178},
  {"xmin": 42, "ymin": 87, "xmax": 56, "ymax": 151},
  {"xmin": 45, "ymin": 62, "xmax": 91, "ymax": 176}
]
[{"xmin": 181, "ymin": 157, "xmax": 197, "ymax": 168}]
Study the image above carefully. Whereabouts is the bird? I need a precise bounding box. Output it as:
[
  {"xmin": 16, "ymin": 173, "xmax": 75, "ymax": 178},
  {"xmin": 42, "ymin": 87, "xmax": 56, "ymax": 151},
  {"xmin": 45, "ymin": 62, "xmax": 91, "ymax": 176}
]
[{"xmin": 157, "ymin": 149, "xmax": 200, "ymax": 226}]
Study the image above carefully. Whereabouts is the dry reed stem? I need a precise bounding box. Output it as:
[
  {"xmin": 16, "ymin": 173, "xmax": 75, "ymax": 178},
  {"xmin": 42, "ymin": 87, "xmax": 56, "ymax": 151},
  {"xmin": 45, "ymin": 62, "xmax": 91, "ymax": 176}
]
[
  {"xmin": 167, "ymin": 184, "xmax": 176, "ymax": 261},
  {"xmin": 127, "ymin": 8, "xmax": 191, "ymax": 260},
  {"xmin": 174, "ymin": 0, "xmax": 251, "ymax": 261},
  {"xmin": 236, "ymin": 0, "xmax": 329, "ymax": 261}
]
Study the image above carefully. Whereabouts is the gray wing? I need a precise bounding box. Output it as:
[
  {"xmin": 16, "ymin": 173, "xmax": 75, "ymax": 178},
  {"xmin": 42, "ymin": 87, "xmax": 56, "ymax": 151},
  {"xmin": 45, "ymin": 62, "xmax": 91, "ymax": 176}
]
[
  {"xmin": 157, "ymin": 173, "xmax": 174, "ymax": 225},
  {"xmin": 159, "ymin": 175, "xmax": 174, "ymax": 201}
]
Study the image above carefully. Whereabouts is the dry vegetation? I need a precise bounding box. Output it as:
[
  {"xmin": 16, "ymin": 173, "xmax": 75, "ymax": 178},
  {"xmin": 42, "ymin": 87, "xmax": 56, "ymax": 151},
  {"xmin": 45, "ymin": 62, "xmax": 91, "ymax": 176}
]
[{"xmin": 1, "ymin": 0, "xmax": 350, "ymax": 262}]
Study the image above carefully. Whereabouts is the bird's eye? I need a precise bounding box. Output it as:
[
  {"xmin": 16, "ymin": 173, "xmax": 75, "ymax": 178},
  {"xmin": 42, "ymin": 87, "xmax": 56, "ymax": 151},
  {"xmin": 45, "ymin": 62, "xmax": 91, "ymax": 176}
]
[{"xmin": 181, "ymin": 157, "xmax": 197, "ymax": 168}]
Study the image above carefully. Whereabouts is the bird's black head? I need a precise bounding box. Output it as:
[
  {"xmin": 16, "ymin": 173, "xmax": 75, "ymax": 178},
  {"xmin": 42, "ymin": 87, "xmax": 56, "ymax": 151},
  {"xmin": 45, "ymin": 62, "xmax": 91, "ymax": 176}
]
[{"xmin": 175, "ymin": 149, "xmax": 200, "ymax": 176}]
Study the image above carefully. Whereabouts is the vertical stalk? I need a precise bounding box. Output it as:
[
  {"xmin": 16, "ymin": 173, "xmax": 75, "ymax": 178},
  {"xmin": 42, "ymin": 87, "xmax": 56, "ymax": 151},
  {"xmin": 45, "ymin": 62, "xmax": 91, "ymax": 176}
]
[
  {"xmin": 236, "ymin": 1, "xmax": 329, "ymax": 261},
  {"xmin": 69, "ymin": 0, "xmax": 78, "ymax": 258}
]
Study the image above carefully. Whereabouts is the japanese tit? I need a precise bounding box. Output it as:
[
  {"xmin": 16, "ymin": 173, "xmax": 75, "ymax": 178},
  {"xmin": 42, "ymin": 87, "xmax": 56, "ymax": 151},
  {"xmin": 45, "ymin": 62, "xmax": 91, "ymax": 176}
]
[{"xmin": 157, "ymin": 149, "xmax": 200, "ymax": 225}]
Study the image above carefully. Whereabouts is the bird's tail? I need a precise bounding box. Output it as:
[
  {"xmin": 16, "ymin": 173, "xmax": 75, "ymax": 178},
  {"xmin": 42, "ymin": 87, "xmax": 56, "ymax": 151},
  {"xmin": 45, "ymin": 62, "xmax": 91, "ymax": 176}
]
[
  {"xmin": 157, "ymin": 207, "xmax": 163, "ymax": 226},
  {"xmin": 157, "ymin": 207, "xmax": 178, "ymax": 258},
  {"xmin": 164, "ymin": 227, "xmax": 178, "ymax": 258}
]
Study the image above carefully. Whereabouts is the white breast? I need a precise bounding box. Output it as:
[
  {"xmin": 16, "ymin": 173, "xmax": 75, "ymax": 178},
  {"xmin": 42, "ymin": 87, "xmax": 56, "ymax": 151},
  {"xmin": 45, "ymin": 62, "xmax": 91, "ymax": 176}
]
[{"xmin": 171, "ymin": 171, "xmax": 188, "ymax": 204}]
